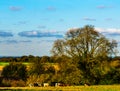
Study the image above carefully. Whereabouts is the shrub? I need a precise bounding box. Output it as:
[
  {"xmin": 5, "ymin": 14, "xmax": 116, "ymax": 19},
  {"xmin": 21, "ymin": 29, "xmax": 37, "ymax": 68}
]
[
  {"xmin": 2, "ymin": 79, "xmax": 26, "ymax": 87},
  {"xmin": 11, "ymin": 80, "xmax": 26, "ymax": 87}
]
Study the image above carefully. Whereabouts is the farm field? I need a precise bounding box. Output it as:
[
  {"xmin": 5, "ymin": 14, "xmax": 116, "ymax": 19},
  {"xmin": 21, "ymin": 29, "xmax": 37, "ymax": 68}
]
[
  {"xmin": 0, "ymin": 85, "xmax": 120, "ymax": 91},
  {"xmin": 0, "ymin": 62, "xmax": 29, "ymax": 66},
  {"xmin": 0, "ymin": 62, "xmax": 30, "ymax": 70},
  {"xmin": 0, "ymin": 62, "xmax": 9, "ymax": 66},
  {"xmin": 0, "ymin": 62, "xmax": 9, "ymax": 71}
]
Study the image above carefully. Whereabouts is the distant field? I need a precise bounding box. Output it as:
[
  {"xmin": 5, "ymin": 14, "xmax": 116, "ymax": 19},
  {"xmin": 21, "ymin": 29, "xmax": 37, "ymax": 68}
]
[
  {"xmin": 0, "ymin": 62, "xmax": 30, "ymax": 66},
  {"xmin": 0, "ymin": 62, "xmax": 9, "ymax": 70},
  {"xmin": 0, "ymin": 62, "xmax": 9, "ymax": 66},
  {"xmin": 0, "ymin": 85, "xmax": 120, "ymax": 91},
  {"xmin": 0, "ymin": 62, "xmax": 30, "ymax": 70}
]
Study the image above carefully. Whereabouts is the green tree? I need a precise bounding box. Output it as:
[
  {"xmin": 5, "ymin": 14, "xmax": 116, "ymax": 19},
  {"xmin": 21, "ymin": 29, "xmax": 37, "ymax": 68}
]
[
  {"xmin": 52, "ymin": 25, "xmax": 117, "ymax": 60},
  {"xmin": 51, "ymin": 25, "xmax": 117, "ymax": 84},
  {"xmin": 50, "ymin": 55, "xmax": 82, "ymax": 85},
  {"xmin": 29, "ymin": 57, "xmax": 44, "ymax": 75},
  {"xmin": 28, "ymin": 56, "xmax": 56, "ymax": 85},
  {"xmin": 1, "ymin": 62, "xmax": 27, "ymax": 81}
]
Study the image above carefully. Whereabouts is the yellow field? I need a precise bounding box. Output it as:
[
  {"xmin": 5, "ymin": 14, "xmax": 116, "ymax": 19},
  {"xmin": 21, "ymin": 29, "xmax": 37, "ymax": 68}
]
[
  {"xmin": 0, "ymin": 62, "xmax": 30, "ymax": 71},
  {"xmin": 0, "ymin": 85, "xmax": 120, "ymax": 91},
  {"xmin": 0, "ymin": 66, "xmax": 3, "ymax": 71}
]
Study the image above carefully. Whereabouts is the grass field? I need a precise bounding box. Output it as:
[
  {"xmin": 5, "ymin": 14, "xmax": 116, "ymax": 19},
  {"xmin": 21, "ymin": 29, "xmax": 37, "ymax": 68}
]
[
  {"xmin": 0, "ymin": 62, "xmax": 9, "ymax": 66},
  {"xmin": 0, "ymin": 85, "xmax": 120, "ymax": 91},
  {"xmin": 0, "ymin": 62, "xmax": 30, "ymax": 70},
  {"xmin": 0, "ymin": 62, "xmax": 9, "ymax": 70}
]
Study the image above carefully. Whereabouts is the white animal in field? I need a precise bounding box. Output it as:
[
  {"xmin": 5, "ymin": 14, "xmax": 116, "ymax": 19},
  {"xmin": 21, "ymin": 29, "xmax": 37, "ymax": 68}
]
[{"xmin": 43, "ymin": 83, "xmax": 49, "ymax": 87}]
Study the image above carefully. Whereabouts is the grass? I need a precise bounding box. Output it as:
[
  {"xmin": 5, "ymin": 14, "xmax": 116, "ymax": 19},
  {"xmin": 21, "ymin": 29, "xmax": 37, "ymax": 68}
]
[
  {"xmin": 0, "ymin": 62, "xmax": 30, "ymax": 71},
  {"xmin": 0, "ymin": 85, "xmax": 120, "ymax": 91},
  {"xmin": 0, "ymin": 62, "xmax": 9, "ymax": 70},
  {"xmin": 0, "ymin": 62, "xmax": 30, "ymax": 66},
  {"xmin": 0, "ymin": 62, "xmax": 9, "ymax": 66}
]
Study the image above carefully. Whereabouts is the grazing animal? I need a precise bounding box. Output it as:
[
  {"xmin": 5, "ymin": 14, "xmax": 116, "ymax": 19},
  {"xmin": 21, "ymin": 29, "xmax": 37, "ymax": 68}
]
[
  {"xmin": 55, "ymin": 83, "xmax": 61, "ymax": 87},
  {"xmin": 34, "ymin": 83, "xmax": 39, "ymax": 87},
  {"xmin": 84, "ymin": 83, "xmax": 90, "ymax": 87},
  {"xmin": 29, "ymin": 83, "xmax": 33, "ymax": 87},
  {"xmin": 43, "ymin": 83, "xmax": 49, "ymax": 87}
]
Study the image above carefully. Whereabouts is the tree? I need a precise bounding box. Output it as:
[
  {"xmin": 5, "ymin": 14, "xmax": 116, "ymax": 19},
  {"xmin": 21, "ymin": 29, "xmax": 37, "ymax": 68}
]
[
  {"xmin": 52, "ymin": 25, "xmax": 117, "ymax": 59},
  {"xmin": 51, "ymin": 55, "xmax": 82, "ymax": 85},
  {"xmin": 28, "ymin": 56, "xmax": 56, "ymax": 85},
  {"xmin": 1, "ymin": 62, "xmax": 27, "ymax": 81},
  {"xmin": 51, "ymin": 25, "xmax": 117, "ymax": 84},
  {"xmin": 29, "ymin": 57, "xmax": 44, "ymax": 75}
]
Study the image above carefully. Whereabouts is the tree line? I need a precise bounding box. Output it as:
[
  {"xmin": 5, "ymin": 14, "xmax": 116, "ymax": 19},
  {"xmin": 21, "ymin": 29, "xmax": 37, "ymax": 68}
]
[{"xmin": 0, "ymin": 25, "xmax": 120, "ymax": 87}]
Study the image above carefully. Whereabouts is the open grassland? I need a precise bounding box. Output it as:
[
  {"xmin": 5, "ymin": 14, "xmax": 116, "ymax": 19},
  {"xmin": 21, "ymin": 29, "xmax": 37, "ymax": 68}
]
[{"xmin": 0, "ymin": 85, "xmax": 120, "ymax": 91}]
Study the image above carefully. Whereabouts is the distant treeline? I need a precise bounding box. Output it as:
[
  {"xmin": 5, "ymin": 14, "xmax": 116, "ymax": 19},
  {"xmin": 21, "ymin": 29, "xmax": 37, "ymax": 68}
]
[
  {"xmin": 0, "ymin": 55, "xmax": 120, "ymax": 62},
  {"xmin": 0, "ymin": 55, "xmax": 59, "ymax": 63}
]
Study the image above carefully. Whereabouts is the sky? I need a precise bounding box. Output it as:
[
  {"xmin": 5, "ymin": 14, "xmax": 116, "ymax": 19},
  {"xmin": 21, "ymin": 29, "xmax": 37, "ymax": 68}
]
[{"xmin": 0, "ymin": 0, "xmax": 120, "ymax": 56}]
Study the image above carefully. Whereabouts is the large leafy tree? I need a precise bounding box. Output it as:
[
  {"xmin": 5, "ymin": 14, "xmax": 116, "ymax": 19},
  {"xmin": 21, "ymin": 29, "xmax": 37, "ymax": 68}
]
[
  {"xmin": 51, "ymin": 25, "xmax": 117, "ymax": 84},
  {"xmin": 52, "ymin": 25, "xmax": 117, "ymax": 59}
]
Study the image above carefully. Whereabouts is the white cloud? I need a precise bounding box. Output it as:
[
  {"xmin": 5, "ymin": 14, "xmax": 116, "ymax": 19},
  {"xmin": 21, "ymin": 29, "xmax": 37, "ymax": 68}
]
[
  {"xmin": 18, "ymin": 30, "xmax": 63, "ymax": 38},
  {"xmin": 9, "ymin": 6, "xmax": 22, "ymax": 11},
  {"xmin": 46, "ymin": 6, "xmax": 56, "ymax": 11},
  {"xmin": 83, "ymin": 17, "xmax": 96, "ymax": 21},
  {"xmin": 95, "ymin": 27, "xmax": 120, "ymax": 35},
  {"xmin": 97, "ymin": 5, "xmax": 113, "ymax": 9},
  {"xmin": 105, "ymin": 18, "xmax": 112, "ymax": 21}
]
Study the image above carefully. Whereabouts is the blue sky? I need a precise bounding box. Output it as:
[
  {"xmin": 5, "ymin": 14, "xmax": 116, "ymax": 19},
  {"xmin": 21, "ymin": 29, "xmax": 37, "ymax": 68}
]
[{"xmin": 0, "ymin": 0, "xmax": 120, "ymax": 56}]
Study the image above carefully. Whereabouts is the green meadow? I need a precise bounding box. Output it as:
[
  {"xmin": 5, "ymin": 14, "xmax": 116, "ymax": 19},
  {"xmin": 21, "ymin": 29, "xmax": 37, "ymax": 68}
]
[
  {"xmin": 0, "ymin": 85, "xmax": 120, "ymax": 91},
  {"xmin": 0, "ymin": 62, "xmax": 29, "ymax": 66},
  {"xmin": 0, "ymin": 62, "xmax": 30, "ymax": 70},
  {"xmin": 0, "ymin": 62, "xmax": 9, "ymax": 66}
]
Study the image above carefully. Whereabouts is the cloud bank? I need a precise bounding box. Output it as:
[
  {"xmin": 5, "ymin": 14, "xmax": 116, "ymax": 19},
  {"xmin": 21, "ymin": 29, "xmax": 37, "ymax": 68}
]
[
  {"xmin": 0, "ymin": 40, "xmax": 32, "ymax": 44},
  {"xmin": 95, "ymin": 28, "xmax": 120, "ymax": 36},
  {"xmin": 9, "ymin": 6, "xmax": 22, "ymax": 11},
  {"xmin": 0, "ymin": 31, "xmax": 13, "ymax": 37},
  {"xmin": 46, "ymin": 6, "xmax": 56, "ymax": 11},
  {"xmin": 83, "ymin": 17, "xmax": 96, "ymax": 21},
  {"xmin": 18, "ymin": 31, "xmax": 63, "ymax": 38},
  {"xmin": 37, "ymin": 25, "xmax": 46, "ymax": 29},
  {"xmin": 96, "ymin": 5, "xmax": 113, "ymax": 9}
]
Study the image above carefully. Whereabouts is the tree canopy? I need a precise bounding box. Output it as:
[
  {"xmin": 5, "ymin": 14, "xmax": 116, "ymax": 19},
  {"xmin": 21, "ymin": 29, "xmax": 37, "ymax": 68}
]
[{"xmin": 51, "ymin": 25, "xmax": 117, "ymax": 59}]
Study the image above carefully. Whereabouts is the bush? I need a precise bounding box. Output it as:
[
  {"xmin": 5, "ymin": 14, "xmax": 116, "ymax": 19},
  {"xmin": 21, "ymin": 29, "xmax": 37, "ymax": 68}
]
[
  {"xmin": 1, "ymin": 79, "xmax": 11, "ymax": 87},
  {"xmin": 11, "ymin": 80, "xmax": 26, "ymax": 87},
  {"xmin": 2, "ymin": 79, "xmax": 26, "ymax": 87}
]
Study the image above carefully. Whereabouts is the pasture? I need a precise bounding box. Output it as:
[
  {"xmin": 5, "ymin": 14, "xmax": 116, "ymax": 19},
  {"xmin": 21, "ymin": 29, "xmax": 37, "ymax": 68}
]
[
  {"xmin": 0, "ymin": 62, "xmax": 9, "ymax": 66},
  {"xmin": 0, "ymin": 85, "xmax": 120, "ymax": 91},
  {"xmin": 0, "ymin": 62, "xmax": 9, "ymax": 71},
  {"xmin": 0, "ymin": 62, "xmax": 30, "ymax": 70}
]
